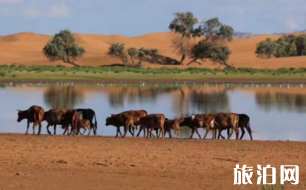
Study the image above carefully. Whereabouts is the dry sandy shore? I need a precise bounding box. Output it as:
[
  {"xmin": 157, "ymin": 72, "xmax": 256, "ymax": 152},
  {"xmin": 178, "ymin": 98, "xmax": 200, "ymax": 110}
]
[{"xmin": 0, "ymin": 134, "xmax": 305, "ymax": 190}]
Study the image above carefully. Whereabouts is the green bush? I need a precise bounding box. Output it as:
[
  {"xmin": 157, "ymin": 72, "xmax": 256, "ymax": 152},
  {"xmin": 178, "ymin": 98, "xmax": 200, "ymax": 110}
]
[{"xmin": 0, "ymin": 71, "xmax": 5, "ymax": 77}]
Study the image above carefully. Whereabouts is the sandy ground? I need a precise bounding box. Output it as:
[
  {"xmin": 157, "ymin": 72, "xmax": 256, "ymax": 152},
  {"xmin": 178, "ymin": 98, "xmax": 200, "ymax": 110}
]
[
  {"xmin": 0, "ymin": 134, "xmax": 305, "ymax": 190},
  {"xmin": 0, "ymin": 32, "xmax": 306, "ymax": 69}
]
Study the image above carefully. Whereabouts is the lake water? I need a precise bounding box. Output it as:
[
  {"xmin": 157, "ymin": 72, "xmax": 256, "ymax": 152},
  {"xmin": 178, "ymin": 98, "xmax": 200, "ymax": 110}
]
[{"xmin": 1, "ymin": 82, "xmax": 306, "ymax": 141}]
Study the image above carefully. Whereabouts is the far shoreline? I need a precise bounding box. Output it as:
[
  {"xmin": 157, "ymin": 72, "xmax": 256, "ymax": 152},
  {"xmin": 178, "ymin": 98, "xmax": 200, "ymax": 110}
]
[{"xmin": 1, "ymin": 78, "xmax": 306, "ymax": 85}]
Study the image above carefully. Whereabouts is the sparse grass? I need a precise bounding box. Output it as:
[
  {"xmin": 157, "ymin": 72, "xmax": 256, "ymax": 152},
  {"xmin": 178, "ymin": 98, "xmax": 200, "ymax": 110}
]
[{"xmin": 1, "ymin": 65, "xmax": 306, "ymax": 81}]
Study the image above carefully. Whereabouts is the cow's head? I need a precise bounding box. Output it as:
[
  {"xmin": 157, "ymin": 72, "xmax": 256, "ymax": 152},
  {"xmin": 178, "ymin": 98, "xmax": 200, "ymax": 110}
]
[
  {"xmin": 105, "ymin": 114, "xmax": 116, "ymax": 126},
  {"xmin": 17, "ymin": 110, "xmax": 25, "ymax": 122}
]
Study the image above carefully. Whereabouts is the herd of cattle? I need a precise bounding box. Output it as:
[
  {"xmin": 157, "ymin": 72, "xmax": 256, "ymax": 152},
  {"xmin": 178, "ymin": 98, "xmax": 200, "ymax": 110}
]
[{"xmin": 17, "ymin": 105, "xmax": 253, "ymax": 140}]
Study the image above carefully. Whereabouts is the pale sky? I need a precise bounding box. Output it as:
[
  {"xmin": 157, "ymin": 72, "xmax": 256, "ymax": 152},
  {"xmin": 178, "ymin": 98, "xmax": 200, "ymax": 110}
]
[{"xmin": 0, "ymin": 0, "xmax": 305, "ymax": 36}]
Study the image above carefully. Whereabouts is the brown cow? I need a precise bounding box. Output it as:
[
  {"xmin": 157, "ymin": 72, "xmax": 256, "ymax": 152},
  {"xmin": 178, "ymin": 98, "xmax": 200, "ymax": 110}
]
[
  {"xmin": 164, "ymin": 118, "xmax": 182, "ymax": 138},
  {"xmin": 121, "ymin": 110, "xmax": 148, "ymax": 135},
  {"xmin": 222, "ymin": 114, "xmax": 253, "ymax": 140},
  {"xmin": 17, "ymin": 105, "xmax": 45, "ymax": 135},
  {"xmin": 138, "ymin": 114, "xmax": 165, "ymax": 139},
  {"xmin": 77, "ymin": 119, "xmax": 92, "ymax": 135},
  {"xmin": 43, "ymin": 109, "xmax": 69, "ymax": 135},
  {"xmin": 61, "ymin": 110, "xmax": 79, "ymax": 135},
  {"xmin": 179, "ymin": 114, "xmax": 218, "ymax": 139},
  {"xmin": 105, "ymin": 113, "xmax": 134, "ymax": 138},
  {"xmin": 214, "ymin": 113, "xmax": 239, "ymax": 140}
]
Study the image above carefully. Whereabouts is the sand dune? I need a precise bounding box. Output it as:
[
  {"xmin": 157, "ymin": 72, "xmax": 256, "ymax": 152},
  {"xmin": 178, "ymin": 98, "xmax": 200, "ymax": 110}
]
[{"xmin": 0, "ymin": 32, "xmax": 305, "ymax": 69}]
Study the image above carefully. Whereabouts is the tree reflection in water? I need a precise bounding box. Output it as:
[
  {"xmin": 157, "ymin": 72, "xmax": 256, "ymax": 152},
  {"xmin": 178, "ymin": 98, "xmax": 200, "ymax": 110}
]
[
  {"xmin": 44, "ymin": 86, "xmax": 84, "ymax": 109},
  {"xmin": 107, "ymin": 86, "xmax": 230, "ymax": 117},
  {"xmin": 256, "ymin": 92, "xmax": 306, "ymax": 113}
]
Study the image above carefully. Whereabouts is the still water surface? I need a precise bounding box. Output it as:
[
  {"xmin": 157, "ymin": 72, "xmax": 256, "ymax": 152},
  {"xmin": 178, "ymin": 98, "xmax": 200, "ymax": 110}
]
[{"xmin": 1, "ymin": 83, "xmax": 306, "ymax": 141}]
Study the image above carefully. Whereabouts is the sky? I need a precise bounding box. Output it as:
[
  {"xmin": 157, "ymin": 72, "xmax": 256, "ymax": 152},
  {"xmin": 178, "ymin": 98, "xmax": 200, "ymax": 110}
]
[{"xmin": 0, "ymin": 0, "xmax": 305, "ymax": 36}]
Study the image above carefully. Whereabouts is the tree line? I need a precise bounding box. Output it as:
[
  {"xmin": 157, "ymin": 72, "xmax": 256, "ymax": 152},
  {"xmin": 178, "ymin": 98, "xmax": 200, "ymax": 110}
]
[
  {"xmin": 42, "ymin": 11, "xmax": 235, "ymax": 68},
  {"xmin": 255, "ymin": 34, "xmax": 306, "ymax": 58}
]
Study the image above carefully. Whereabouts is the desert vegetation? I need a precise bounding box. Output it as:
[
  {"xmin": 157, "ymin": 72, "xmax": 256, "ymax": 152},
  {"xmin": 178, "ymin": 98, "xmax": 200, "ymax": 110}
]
[
  {"xmin": 106, "ymin": 12, "xmax": 234, "ymax": 68},
  {"xmin": 2, "ymin": 64, "xmax": 306, "ymax": 80},
  {"xmin": 256, "ymin": 34, "xmax": 306, "ymax": 58},
  {"xmin": 43, "ymin": 30, "xmax": 86, "ymax": 67}
]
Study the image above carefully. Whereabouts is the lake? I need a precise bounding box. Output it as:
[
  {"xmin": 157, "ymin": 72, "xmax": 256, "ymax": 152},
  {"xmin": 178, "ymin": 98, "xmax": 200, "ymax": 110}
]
[{"xmin": 1, "ymin": 82, "xmax": 306, "ymax": 141}]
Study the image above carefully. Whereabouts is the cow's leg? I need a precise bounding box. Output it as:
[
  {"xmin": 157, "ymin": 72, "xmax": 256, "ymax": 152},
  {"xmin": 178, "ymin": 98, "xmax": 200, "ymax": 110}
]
[
  {"xmin": 150, "ymin": 128, "xmax": 156, "ymax": 138},
  {"xmin": 25, "ymin": 121, "xmax": 30, "ymax": 135},
  {"xmin": 218, "ymin": 129, "xmax": 225, "ymax": 139},
  {"xmin": 88, "ymin": 128, "xmax": 92, "ymax": 136},
  {"xmin": 46, "ymin": 124, "xmax": 52, "ymax": 135},
  {"xmin": 168, "ymin": 130, "xmax": 172, "ymax": 138},
  {"xmin": 129, "ymin": 127, "xmax": 134, "ymax": 136},
  {"xmin": 118, "ymin": 127, "xmax": 123, "ymax": 137},
  {"xmin": 203, "ymin": 127, "xmax": 210, "ymax": 139},
  {"xmin": 115, "ymin": 127, "xmax": 119, "ymax": 138},
  {"xmin": 143, "ymin": 127, "xmax": 147, "ymax": 138},
  {"xmin": 176, "ymin": 128, "xmax": 180, "ymax": 138},
  {"xmin": 161, "ymin": 128, "xmax": 165, "ymax": 139},
  {"xmin": 212, "ymin": 129, "xmax": 216, "ymax": 139},
  {"xmin": 122, "ymin": 125, "xmax": 128, "ymax": 138},
  {"xmin": 217, "ymin": 129, "xmax": 223, "ymax": 139},
  {"xmin": 195, "ymin": 128, "xmax": 201, "ymax": 139},
  {"xmin": 82, "ymin": 128, "xmax": 87, "ymax": 135},
  {"xmin": 62, "ymin": 126, "xmax": 67, "ymax": 135},
  {"xmin": 32, "ymin": 122, "xmax": 37, "ymax": 135},
  {"xmin": 228, "ymin": 128, "xmax": 234, "ymax": 140},
  {"xmin": 67, "ymin": 126, "xmax": 71, "ymax": 136},
  {"xmin": 189, "ymin": 128, "xmax": 195, "ymax": 139},
  {"xmin": 146, "ymin": 127, "xmax": 149, "ymax": 138},
  {"xmin": 37, "ymin": 121, "xmax": 42, "ymax": 136},
  {"xmin": 136, "ymin": 126, "xmax": 142, "ymax": 137},
  {"xmin": 235, "ymin": 128, "xmax": 239, "ymax": 140},
  {"xmin": 246, "ymin": 126, "xmax": 253, "ymax": 140},
  {"xmin": 54, "ymin": 125, "xmax": 57, "ymax": 135}
]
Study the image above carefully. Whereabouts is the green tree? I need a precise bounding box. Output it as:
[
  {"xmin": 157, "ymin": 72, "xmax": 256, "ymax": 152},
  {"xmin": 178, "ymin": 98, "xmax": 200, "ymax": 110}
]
[
  {"xmin": 169, "ymin": 12, "xmax": 198, "ymax": 65},
  {"xmin": 188, "ymin": 41, "xmax": 232, "ymax": 68},
  {"xmin": 193, "ymin": 18, "xmax": 234, "ymax": 42},
  {"xmin": 296, "ymin": 34, "xmax": 306, "ymax": 56},
  {"xmin": 43, "ymin": 29, "xmax": 85, "ymax": 67},
  {"xmin": 255, "ymin": 38, "xmax": 277, "ymax": 58},
  {"xmin": 127, "ymin": 48, "xmax": 138, "ymax": 64},
  {"xmin": 108, "ymin": 43, "xmax": 128, "ymax": 66},
  {"xmin": 187, "ymin": 18, "xmax": 234, "ymax": 68},
  {"xmin": 138, "ymin": 49, "xmax": 146, "ymax": 67},
  {"xmin": 137, "ymin": 48, "xmax": 158, "ymax": 67}
]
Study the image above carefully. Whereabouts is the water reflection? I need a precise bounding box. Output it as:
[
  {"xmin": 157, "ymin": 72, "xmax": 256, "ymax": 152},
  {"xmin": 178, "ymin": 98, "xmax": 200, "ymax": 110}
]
[
  {"xmin": 105, "ymin": 86, "xmax": 229, "ymax": 116},
  {"xmin": 44, "ymin": 86, "xmax": 84, "ymax": 109},
  {"xmin": 256, "ymin": 92, "xmax": 306, "ymax": 113},
  {"xmin": 2, "ymin": 84, "xmax": 306, "ymax": 141}
]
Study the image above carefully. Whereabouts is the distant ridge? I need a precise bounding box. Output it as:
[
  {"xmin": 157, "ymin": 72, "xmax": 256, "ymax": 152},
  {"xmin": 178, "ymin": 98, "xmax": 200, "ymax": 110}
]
[{"xmin": 234, "ymin": 32, "xmax": 256, "ymax": 39}]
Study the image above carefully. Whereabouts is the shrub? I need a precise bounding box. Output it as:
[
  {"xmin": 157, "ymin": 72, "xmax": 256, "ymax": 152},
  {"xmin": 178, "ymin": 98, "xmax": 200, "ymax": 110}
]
[{"xmin": 0, "ymin": 71, "xmax": 5, "ymax": 77}]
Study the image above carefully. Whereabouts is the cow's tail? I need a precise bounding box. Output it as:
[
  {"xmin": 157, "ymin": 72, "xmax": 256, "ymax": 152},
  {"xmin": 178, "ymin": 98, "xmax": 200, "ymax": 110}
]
[
  {"xmin": 246, "ymin": 119, "xmax": 253, "ymax": 140},
  {"xmin": 93, "ymin": 113, "xmax": 98, "ymax": 135}
]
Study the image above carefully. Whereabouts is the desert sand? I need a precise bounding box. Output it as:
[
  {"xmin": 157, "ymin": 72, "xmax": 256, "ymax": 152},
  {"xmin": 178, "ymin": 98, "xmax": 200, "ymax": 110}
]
[
  {"xmin": 0, "ymin": 134, "xmax": 305, "ymax": 190},
  {"xmin": 0, "ymin": 32, "xmax": 305, "ymax": 69}
]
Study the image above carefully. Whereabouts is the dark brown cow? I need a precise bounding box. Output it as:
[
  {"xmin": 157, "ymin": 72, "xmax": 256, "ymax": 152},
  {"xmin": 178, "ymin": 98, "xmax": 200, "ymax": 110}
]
[
  {"xmin": 164, "ymin": 118, "xmax": 182, "ymax": 138},
  {"xmin": 61, "ymin": 110, "xmax": 79, "ymax": 135},
  {"xmin": 138, "ymin": 114, "xmax": 165, "ymax": 139},
  {"xmin": 179, "ymin": 114, "xmax": 217, "ymax": 139},
  {"xmin": 214, "ymin": 113, "xmax": 239, "ymax": 140},
  {"xmin": 43, "ymin": 109, "xmax": 68, "ymax": 135},
  {"xmin": 105, "ymin": 113, "xmax": 134, "ymax": 138},
  {"xmin": 17, "ymin": 105, "xmax": 45, "ymax": 135}
]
